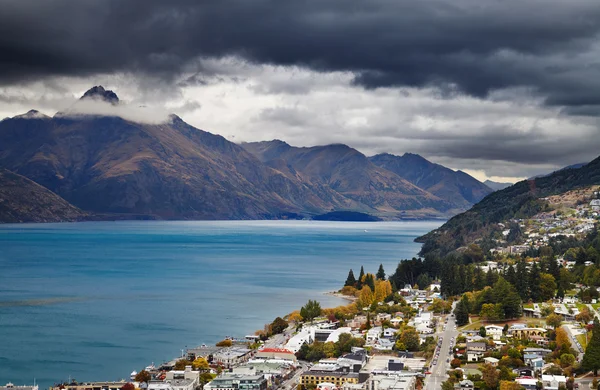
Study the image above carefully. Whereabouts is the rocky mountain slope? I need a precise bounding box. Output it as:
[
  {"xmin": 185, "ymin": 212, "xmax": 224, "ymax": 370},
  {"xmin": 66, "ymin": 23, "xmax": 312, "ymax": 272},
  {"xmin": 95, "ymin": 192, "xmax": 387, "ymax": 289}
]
[
  {"xmin": 0, "ymin": 86, "xmax": 496, "ymax": 222},
  {"xmin": 368, "ymin": 152, "xmax": 492, "ymax": 208},
  {"xmin": 417, "ymin": 155, "xmax": 600, "ymax": 257},
  {"xmin": 242, "ymin": 140, "xmax": 453, "ymax": 218},
  {"xmin": 0, "ymin": 168, "xmax": 86, "ymax": 223}
]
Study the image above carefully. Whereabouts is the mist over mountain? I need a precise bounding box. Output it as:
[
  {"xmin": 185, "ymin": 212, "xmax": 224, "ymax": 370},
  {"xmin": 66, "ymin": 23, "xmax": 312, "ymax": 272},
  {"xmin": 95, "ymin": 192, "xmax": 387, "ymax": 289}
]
[{"xmin": 0, "ymin": 87, "xmax": 496, "ymax": 222}]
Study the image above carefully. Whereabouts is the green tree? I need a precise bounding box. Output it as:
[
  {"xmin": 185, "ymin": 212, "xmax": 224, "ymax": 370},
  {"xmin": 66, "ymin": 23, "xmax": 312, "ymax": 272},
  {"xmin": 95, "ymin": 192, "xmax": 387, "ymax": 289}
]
[
  {"xmin": 199, "ymin": 372, "xmax": 215, "ymax": 386},
  {"xmin": 270, "ymin": 316, "xmax": 288, "ymax": 334},
  {"xmin": 539, "ymin": 273, "xmax": 557, "ymax": 301},
  {"xmin": 364, "ymin": 273, "xmax": 376, "ymax": 292},
  {"xmin": 502, "ymin": 291, "xmax": 522, "ymax": 319},
  {"xmin": 529, "ymin": 263, "xmax": 542, "ymax": 301},
  {"xmin": 516, "ymin": 261, "xmax": 529, "ymax": 300},
  {"xmin": 357, "ymin": 266, "xmax": 365, "ymax": 289},
  {"xmin": 399, "ymin": 327, "xmax": 420, "ymax": 351},
  {"xmin": 480, "ymin": 303, "xmax": 503, "ymax": 322},
  {"xmin": 560, "ymin": 353, "xmax": 576, "ymax": 368},
  {"xmin": 174, "ymin": 359, "xmax": 192, "ymax": 370},
  {"xmin": 344, "ymin": 269, "xmax": 357, "ymax": 287},
  {"xmin": 546, "ymin": 313, "xmax": 563, "ymax": 329},
  {"xmin": 376, "ymin": 264, "xmax": 386, "ymax": 280},
  {"xmin": 455, "ymin": 297, "xmax": 470, "ymax": 326},
  {"xmin": 300, "ymin": 299, "xmax": 322, "ymax": 322},
  {"xmin": 583, "ymin": 319, "xmax": 600, "ymax": 375},
  {"xmin": 479, "ymin": 326, "xmax": 486, "ymax": 337}
]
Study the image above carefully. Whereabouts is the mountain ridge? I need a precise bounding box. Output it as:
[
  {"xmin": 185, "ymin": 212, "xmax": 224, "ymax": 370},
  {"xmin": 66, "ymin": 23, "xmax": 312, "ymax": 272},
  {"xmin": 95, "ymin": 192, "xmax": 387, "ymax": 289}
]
[
  {"xmin": 417, "ymin": 156, "xmax": 600, "ymax": 257},
  {"xmin": 0, "ymin": 86, "xmax": 501, "ymax": 222},
  {"xmin": 0, "ymin": 168, "xmax": 87, "ymax": 223},
  {"xmin": 368, "ymin": 152, "xmax": 493, "ymax": 209}
]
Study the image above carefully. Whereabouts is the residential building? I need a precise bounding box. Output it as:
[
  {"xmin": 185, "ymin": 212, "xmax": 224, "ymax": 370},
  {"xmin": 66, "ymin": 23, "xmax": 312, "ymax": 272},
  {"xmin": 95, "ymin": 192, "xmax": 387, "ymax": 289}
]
[
  {"xmin": 376, "ymin": 313, "xmax": 392, "ymax": 323},
  {"xmin": 515, "ymin": 377, "xmax": 537, "ymax": 390},
  {"xmin": 509, "ymin": 327, "xmax": 547, "ymax": 339},
  {"xmin": 366, "ymin": 327, "xmax": 382, "ymax": 344},
  {"xmin": 466, "ymin": 342, "xmax": 486, "ymax": 362},
  {"xmin": 484, "ymin": 325, "xmax": 504, "ymax": 340},
  {"xmin": 541, "ymin": 375, "xmax": 566, "ymax": 390},
  {"xmin": 483, "ymin": 357, "xmax": 499, "ymax": 367}
]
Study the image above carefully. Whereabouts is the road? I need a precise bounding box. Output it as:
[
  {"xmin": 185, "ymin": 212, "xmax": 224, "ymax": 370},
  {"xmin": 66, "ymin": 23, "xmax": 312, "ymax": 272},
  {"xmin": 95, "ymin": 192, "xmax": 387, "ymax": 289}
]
[
  {"xmin": 424, "ymin": 313, "xmax": 459, "ymax": 390},
  {"xmin": 562, "ymin": 324, "xmax": 585, "ymax": 362},
  {"xmin": 586, "ymin": 304, "xmax": 600, "ymax": 321},
  {"xmin": 264, "ymin": 326, "xmax": 294, "ymax": 349}
]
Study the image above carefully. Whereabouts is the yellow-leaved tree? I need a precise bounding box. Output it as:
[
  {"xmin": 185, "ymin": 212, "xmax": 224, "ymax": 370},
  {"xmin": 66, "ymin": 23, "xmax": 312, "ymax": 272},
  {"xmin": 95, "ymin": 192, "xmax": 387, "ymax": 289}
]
[
  {"xmin": 357, "ymin": 286, "xmax": 374, "ymax": 309},
  {"xmin": 374, "ymin": 280, "xmax": 392, "ymax": 303}
]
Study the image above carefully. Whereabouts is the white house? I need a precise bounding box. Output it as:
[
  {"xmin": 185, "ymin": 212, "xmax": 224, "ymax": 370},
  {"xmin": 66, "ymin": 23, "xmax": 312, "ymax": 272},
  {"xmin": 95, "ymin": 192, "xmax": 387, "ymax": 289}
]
[
  {"xmin": 541, "ymin": 375, "xmax": 566, "ymax": 390},
  {"xmin": 485, "ymin": 325, "xmax": 504, "ymax": 340},
  {"xmin": 366, "ymin": 327, "xmax": 382, "ymax": 344},
  {"xmin": 466, "ymin": 342, "xmax": 486, "ymax": 362}
]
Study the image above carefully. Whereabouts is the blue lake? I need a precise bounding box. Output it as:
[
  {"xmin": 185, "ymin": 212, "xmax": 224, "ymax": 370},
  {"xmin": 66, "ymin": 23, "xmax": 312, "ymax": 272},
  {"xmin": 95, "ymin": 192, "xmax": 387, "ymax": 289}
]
[{"xmin": 0, "ymin": 220, "xmax": 442, "ymax": 387}]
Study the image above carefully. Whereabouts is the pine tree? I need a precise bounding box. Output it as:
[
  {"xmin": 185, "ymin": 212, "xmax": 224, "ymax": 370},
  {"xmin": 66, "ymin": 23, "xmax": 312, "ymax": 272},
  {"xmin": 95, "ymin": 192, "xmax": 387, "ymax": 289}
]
[
  {"xmin": 473, "ymin": 267, "xmax": 486, "ymax": 290},
  {"xmin": 357, "ymin": 266, "xmax": 365, "ymax": 289},
  {"xmin": 464, "ymin": 265, "xmax": 474, "ymax": 292},
  {"xmin": 557, "ymin": 285, "xmax": 565, "ymax": 300},
  {"xmin": 365, "ymin": 273, "xmax": 375, "ymax": 292},
  {"xmin": 516, "ymin": 261, "xmax": 529, "ymax": 300},
  {"xmin": 454, "ymin": 297, "xmax": 469, "ymax": 326},
  {"xmin": 376, "ymin": 264, "xmax": 386, "ymax": 280},
  {"xmin": 529, "ymin": 262, "xmax": 541, "ymax": 302},
  {"xmin": 486, "ymin": 269, "xmax": 498, "ymax": 287},
  {"xmin": 344, "ymin": 269, "xmax": 357, "ymax": 287},
  {"xmin": 583, "ymin": 319, "xmax": 600, "ymax": 375},
  {"xmin": 502, "ymin": 291, "xmax": 522, "ymax": 319},
  {"xmin": 505, "ymin": 265, "xmax": 517, "ymax": 287}
]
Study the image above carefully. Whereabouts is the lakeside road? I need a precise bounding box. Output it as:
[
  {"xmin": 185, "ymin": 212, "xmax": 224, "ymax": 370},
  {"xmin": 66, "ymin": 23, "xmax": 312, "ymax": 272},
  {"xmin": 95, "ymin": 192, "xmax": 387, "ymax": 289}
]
[{"xmin": 425, "ymin": 310, "xmax": 458, "ymax": 390}]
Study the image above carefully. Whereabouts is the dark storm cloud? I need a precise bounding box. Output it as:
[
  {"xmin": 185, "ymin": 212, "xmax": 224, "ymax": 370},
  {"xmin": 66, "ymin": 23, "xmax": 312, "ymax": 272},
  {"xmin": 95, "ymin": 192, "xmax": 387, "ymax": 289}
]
[{"xmin": 2, "ymin": 0, "xmax": 600, "ymax": 109}]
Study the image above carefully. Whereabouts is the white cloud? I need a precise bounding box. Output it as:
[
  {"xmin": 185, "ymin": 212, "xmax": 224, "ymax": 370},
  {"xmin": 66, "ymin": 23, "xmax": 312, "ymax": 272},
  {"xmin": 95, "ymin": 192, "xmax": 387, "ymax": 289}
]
[{"xmin": 0, "ymin": 60, "xmax": 598, "ymax": 181}]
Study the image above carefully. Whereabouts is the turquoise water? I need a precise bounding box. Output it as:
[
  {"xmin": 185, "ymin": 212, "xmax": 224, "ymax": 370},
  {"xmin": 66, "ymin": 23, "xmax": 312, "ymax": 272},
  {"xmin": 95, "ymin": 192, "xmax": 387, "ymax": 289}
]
[{"xmin": 0, "ymin": 220, "xmax": 441, "ymax": 387}]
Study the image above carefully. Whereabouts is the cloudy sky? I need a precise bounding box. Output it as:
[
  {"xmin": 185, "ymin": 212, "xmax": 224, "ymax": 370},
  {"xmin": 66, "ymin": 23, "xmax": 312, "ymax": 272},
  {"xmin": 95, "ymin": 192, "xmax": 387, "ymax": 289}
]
[{"xmin": 2, "ymin": 0, "xmax": 600, "ymax": 182}]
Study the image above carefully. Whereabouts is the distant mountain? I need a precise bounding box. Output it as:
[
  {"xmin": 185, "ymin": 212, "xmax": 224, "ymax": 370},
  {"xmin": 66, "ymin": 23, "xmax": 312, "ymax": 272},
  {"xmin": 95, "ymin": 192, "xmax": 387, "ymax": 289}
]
[
  {"xmin": 417, "ymin": 156, "xmax": 600, "ymax": 257},
  {"xmin": 312, "ymin": 211, "xmax": 381, "ymax": 222},
  {"xmin": 0, "ymin": 89, "xmax": 347, "ymax": 220},
  {"xmin": 242, "ymin": 140, "xmax": 453, "ymax": 218},
  {"xmin": 484, "ymin": 180, "xmax": 512, "ymax": 191},
  {"xmin": 0, "ymin": 168, "xmax": 86, "ymax": 223},
  {"xmin": 369, "ymin": 153, "xmax": 493, "ymax": 209},
  {"xmin": 529, "ymin": 162, "xmax": 589, "ymax": 180},
  {"xmin": 80, "ymin": 85, "xmax": 119, "ymax": 104},
  {"xmin": 0, "ymin": 87, "xmax": 462, "ymax": 222}
]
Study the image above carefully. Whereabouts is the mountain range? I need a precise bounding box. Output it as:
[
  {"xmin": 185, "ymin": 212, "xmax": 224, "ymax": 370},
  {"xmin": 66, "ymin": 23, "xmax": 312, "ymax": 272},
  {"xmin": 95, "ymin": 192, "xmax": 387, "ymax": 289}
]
[{"xmin": 0, "ymin": 86, "xmax": 496, "ymax": 222}]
